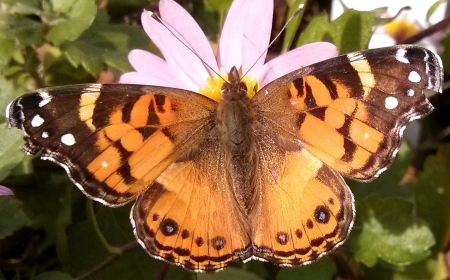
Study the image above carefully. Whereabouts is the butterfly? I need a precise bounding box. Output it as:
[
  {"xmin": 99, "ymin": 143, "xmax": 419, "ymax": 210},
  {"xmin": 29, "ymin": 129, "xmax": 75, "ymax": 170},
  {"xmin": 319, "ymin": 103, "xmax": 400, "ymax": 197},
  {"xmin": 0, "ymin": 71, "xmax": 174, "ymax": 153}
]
[{"xmin": 7, "ymin": 45, "xmax": 443, "ymax": 272}]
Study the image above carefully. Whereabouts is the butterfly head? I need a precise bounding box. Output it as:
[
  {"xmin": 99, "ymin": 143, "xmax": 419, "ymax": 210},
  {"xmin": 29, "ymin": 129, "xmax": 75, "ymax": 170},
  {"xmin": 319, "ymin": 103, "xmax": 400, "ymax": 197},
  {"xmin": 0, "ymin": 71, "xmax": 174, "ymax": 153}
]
[{"xmin": 221, "ymin": 67, "xmax": 249, "ymax": 101}]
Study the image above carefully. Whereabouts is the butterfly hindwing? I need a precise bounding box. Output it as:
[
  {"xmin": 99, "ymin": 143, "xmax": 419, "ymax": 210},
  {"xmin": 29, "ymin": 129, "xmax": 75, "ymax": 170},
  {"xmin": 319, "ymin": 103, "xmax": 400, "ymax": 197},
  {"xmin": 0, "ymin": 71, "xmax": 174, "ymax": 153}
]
[
  {"xmin": 254, "ymin": 45, "xmax": 442, "ymax": 181},
  {"xmin": 132, "ymin": 136, "xmax": 252, "ymax": 272},
  {"xmin": 8, "ymin": 84, "xmax": 217, "ymax": 205},
  {"xmin": 250, "ymin": 129, "xmax": 354, "ymax": 266}
]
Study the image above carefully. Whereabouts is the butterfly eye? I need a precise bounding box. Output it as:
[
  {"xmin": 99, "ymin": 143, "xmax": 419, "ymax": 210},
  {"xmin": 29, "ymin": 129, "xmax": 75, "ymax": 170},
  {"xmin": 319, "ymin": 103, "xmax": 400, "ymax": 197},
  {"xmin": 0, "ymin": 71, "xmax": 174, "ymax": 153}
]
[
  {"xmin": 238, "ymin": 83, "xmax": 248, "ymax": 95},
  {"xmin": 221, "ymin": 82, "xmax": 232, "ymax": 94}
]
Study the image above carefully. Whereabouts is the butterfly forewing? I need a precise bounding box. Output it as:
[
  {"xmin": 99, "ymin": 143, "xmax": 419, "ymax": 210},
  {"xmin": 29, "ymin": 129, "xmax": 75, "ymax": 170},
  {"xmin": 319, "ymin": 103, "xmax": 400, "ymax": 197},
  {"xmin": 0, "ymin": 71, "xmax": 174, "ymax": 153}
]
[
  {"xmin": 8, "ymin": 84, "xmax": 217, "ymax": 206},
  {"xmin": 254, "ymin": 45, "xmax": 442, "ymax": 181}
]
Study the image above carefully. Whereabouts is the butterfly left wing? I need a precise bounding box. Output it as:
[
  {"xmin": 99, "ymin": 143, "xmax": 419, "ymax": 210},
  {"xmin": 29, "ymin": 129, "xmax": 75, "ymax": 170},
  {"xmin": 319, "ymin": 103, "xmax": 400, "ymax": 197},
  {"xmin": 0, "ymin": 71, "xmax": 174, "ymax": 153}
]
[
  {"xmin": 7, "ymin": 84, "xmax": 217, "ymax": 205},
  {"xmin": 132, "ymin": 131, "xmax": 252, "ymax": 272},
  {"xmin": 254, "ymin": 45, "xmax": 443, "ymax": 181}
]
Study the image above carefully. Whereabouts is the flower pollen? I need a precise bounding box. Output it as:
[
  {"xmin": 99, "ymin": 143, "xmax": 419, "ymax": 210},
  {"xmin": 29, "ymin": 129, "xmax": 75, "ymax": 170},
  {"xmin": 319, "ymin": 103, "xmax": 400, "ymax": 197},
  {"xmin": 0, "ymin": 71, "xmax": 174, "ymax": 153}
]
[
  {"xmin": 198, "ymin": 73, "xmax": 259, "ymax": 102},
  {"xmin": 198, "ymin": 75, "xmax": 225, "ymax": 102},
  {"xmin": 241, "ymin": 76, "xmax": 258, "ymax": 99}
]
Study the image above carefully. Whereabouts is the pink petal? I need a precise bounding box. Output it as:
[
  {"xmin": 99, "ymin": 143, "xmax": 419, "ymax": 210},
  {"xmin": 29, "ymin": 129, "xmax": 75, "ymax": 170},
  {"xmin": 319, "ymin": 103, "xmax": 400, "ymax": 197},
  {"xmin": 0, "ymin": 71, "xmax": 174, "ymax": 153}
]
[
  {"xmin": 121, "ymin": 49, "xmax": 187, "ymax": 88},
  {"xmin": 217, "ymin": 0, "xmax": 248, "ymax": 72},
  {"xmin": 218, "ymin": 0, "xmax": 273, "ymax": 75},
  {"xmin": 0, "ymin": 185, "xmax": 13, "ymax": 196},
  {"xmin": 241, "ymin": 0, "xmax": 273, "ymax": 76},
  {"xmin": 258, "ymin": 42, "xmax": 339, "ymax": 86},
  {"xmin": 128, "ymin": 50, "xmax": 174, "ymax": 79},
  {"xmin": 141, "ymin": 11, "xmax": 211, "ymax": 91},
  {"xmin": 159, "ymin": 0, "xmax": 218, "ymax": 74},
  {"xmin": 119, "ymin": 72, "xmax": 184, "ymax": 89}
]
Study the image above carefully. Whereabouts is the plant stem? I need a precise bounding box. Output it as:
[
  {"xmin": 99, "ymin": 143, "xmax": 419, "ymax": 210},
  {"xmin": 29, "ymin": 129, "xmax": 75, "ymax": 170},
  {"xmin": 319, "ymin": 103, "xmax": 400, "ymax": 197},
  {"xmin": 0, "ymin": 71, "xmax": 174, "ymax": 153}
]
[
  {"xmin": 86, "ymin": 199, "xmax": 121, "ymax": 254},
  {"xmin": 74, "ymin": 241, "xmax": 140, "ymax": 280}
]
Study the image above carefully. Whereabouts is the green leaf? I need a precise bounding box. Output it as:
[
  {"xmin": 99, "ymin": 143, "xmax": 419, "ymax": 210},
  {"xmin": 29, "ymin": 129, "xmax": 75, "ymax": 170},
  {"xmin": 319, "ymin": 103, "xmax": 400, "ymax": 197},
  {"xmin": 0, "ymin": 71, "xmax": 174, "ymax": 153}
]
[
  {"xmin": 297, "ymin": 9, "xmax": 377, "ymax": 54},
  {"xmin": 0, "ymin": 34, "xmax": 15, "ymax": 71},
  {"xmin": 205, "ymin": 0, "xmax": 233, "ymax": 12},
  {"xmin": 281, "ymin": 0, "xmax": 307, "ymax": 53},
  {"xmin": 34, "ymin": 271, "xmax": 73, "ymax": 280},
  {"xmin": 0, "ymin": 125, "xmax": 25, "ymax": 182},
  {"xmin": 349, "ymin": 143, "xmax": 413, "ymax": 200},
  {"xmin": 46, "ymin": 0, "xmax": 97, "ymax": 45},
  {"xmin": 0, "ymin": 75, "xmax": 18, "ymax": 122},
  {"xmin": 1, "ymin": 0, "xmax": 42, "ymax": 15},
  {"xmin": 61, "ymin": 9, "xmax": 148, "ymax": 77},
  {"xmin": 276, "ymin": 256, "xmax": 337, "ymax": 280},
  {"xmin": 0, "ymin": 196, "xmax": 32, "ymax": 239},
  {"xmin": 295, "ymin": 13, "xmax": 330, "ymax": 47},
  {"xmin": 350, "ymin": 195, "xmax": 434, "ymax": 267},
  {"xmin": 12, "ymin": 173, "xmax": 74, "ymax": 249},
  {"xmin": 426, "ymin": 0, "xmax": 446, "ymax": 21},
  {"xmin": 45, "ymin": 57, "xmax": 95, "ymax": 86},
  {"xmin": 64, "ymin": 205, "xmax": 162, "ymax": 279},
  {"xmin": 0, "ymin": 13, "xmax": 44, "ymax": 47},
  {"xmin": 415, "ymin": 145, "xmax": 450, "ymax": 251},
  {"xmin": 198, "ymin": 267, "xmax": 263, "ymax": 280},
  {"xmin": 362, "ymin": 258, "xmax": 436, "ymax": 280},
  {"xmin": 440, "ymin": 36, "xmax": 450, "ymax": 75},
  {"xmin": 50, "ymin": 0, "xmax": 77, "ymax": 14},
  {"xmin": 106, "ymin": 0, "xmax": 155, "ymax": 19},
  {"xmin": 391, "ymin": 258, "xmax": 437, "ymax": 280}
]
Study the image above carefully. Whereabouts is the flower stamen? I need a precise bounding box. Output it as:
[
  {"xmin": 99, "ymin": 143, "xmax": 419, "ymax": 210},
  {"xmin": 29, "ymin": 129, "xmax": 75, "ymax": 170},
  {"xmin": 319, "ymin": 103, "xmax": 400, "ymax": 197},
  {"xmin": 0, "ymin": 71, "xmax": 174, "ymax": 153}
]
[{"xmin": 198, "ymin": 74, "xmax": 259, "ymax": 101}]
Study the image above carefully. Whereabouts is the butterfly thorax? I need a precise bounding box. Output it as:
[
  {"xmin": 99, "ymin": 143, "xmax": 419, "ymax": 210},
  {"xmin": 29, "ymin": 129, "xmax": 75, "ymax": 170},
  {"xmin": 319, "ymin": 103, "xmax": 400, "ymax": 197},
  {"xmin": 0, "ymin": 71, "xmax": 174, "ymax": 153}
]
[{"xmin": 217, "ymin": 67, "xmax": 257, "ymax": 213}]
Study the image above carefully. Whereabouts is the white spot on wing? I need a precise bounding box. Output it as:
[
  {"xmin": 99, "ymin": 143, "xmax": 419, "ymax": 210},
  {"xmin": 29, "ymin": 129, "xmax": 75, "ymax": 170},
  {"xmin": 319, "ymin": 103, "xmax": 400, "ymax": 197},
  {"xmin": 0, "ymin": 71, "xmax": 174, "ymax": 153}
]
[
  {"xmin": 364, "ymin": 133, "xmax": 369, "ymax": 139},
  {"xmin": 347, "ymin": 51, "xmax": 365, "ymax": 61},
  {"xmin": 61, "ymin": 133, "xmax": 76, "ymax": 146},
  {"xmin": 38, "ymin": 91, "xmax": 52, "ymax": 107},
  {"xmin": 407, "ymin": 89, "xmax": 415, "ymax": 96},
  {"xmin": 392, "ymin": 147, "xmax": 399, "ymax": 158},
  {"xmin": 83, "ymin": 84, "xmax": 102, "ymax": 93},
  {"xmin": 408, "ymin": 71, "xmax": 421, "ymax": 83},
  {"xmin": 42, "ymin": 131, "xmax": 49, "ymax": 138},
  {"xmin": 101, "ymin": 161, "xmax": 108, "ymax": 168},
  {"xmin": 5, "ymin": 102, "xmax": 12, "ymax": 120},
  {"xmin": 385, "ymin": 97, "xmax": 398, "ymax": 110},
  {"xmin": 31, "ymin": 114, "xmax": 44, "ymax": 127},
  {"xmin": 396, "ymin": 48, "xmax": 409, "ymax": 64}
]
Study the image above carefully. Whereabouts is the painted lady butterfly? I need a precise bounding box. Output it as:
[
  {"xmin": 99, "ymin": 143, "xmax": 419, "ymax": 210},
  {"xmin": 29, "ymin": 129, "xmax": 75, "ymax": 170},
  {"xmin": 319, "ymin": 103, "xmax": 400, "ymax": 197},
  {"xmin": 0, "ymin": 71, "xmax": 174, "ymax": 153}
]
[{"xmin": 7, "ymin": 45, "xmax": 443, "ymax": 272}]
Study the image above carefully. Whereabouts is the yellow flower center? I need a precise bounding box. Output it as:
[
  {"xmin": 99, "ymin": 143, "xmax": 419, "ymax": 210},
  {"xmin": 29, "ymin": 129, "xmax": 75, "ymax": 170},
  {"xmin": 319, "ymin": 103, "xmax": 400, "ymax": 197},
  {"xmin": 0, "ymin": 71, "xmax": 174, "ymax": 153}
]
[
  {"xmin": 198, "ymin": 73, "xmax": 259, "ymax": 102},
  {"xmin": 384, "ymin": 18, "xmax": 419, "ymax": 41}
]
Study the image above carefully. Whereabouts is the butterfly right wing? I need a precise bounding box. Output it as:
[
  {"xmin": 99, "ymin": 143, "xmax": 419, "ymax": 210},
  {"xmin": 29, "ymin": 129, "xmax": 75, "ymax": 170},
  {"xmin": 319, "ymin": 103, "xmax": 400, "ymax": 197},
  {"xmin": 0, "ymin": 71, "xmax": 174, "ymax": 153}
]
[{"xmin": 8, "ymin": 83, "xmax": 217, "ymax": 206}]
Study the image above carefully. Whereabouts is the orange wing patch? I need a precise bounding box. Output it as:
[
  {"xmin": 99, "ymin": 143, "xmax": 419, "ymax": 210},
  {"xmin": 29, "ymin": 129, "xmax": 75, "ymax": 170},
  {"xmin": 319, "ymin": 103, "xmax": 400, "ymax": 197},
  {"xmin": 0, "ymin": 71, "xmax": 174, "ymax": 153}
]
[
  {"xmin": 251, "ymin": 144, "xmax": 354, "ymax": 265},
  {"xmin": 133, "ymin": 149, "xmax": 252, "ymax": 272},
  {"xmin": 80, "ymin": 89, "xmax": 216, "ymax": 205}
]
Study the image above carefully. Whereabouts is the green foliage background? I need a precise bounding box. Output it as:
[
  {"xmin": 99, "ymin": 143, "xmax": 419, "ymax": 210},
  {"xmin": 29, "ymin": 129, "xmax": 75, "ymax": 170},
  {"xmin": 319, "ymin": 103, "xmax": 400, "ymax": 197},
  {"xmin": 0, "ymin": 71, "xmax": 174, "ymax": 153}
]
[{"xmin": 0, "ymin": 0, "xmax": 449, "ymax": 279}]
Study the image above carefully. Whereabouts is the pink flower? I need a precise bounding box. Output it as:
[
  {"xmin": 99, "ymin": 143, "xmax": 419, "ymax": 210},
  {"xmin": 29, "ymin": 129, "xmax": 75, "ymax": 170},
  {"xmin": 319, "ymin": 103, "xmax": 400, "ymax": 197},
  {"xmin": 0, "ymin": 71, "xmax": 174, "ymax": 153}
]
[
  {"xmin": 0, "ymin": 185, "xmax": 13, "ymax": 196},
  {"xmin": 120, "ymin": 0, "xmax": 338, "ymax": 101}
]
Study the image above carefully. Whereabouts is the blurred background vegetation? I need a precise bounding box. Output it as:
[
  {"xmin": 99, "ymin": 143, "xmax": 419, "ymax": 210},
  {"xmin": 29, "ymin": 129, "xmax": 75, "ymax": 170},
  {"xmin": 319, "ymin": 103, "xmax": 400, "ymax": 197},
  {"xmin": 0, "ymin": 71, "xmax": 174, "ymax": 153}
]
[{"xmin": 0, "ymin": 0, "xmax": 450, "ymax": 279}]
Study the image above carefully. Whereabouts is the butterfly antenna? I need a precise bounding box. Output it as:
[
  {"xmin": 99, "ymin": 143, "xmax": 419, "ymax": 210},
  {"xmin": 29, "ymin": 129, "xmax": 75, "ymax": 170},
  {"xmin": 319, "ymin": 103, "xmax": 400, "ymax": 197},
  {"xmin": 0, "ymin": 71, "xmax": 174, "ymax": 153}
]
[
  {"xmin": 241, "ymin": 4, "xmax": 305, "ymax": 80},
  {"xmin": 147, "ymin": 11, "xmax": 226, "ymax": 82}
]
